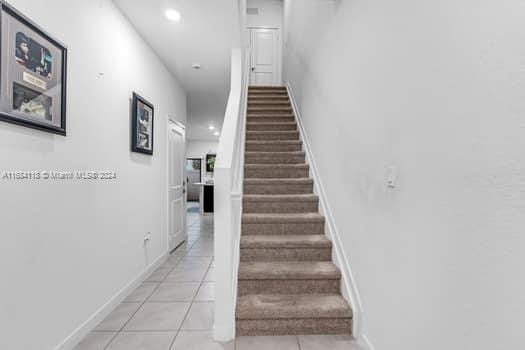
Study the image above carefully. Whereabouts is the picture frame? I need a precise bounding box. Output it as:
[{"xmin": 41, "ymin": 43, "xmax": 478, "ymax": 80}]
[
  {"xmin": 0, "ymin": 1, "xmax": 67, "ymax": 135},
  {"xmin": 131, "ymin": 92, "xmax": 154, "ymax": 155},
  {"xmin": 206, "ymin": 154, "xmax": 216, "ymax": 173}
]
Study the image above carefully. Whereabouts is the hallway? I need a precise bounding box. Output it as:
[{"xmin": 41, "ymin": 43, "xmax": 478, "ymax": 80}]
[{"xmin": 74, "ymin": 203, "xmax": 219, "ymax": 349}]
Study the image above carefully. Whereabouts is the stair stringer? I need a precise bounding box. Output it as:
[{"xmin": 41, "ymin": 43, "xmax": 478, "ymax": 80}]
[{"xmin": 286, "ymin": 83, "xmax": 365, "ymax": 340}]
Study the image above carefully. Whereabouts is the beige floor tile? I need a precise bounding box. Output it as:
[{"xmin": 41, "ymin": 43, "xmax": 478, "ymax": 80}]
[
  {"xmin": 236, "ymin": 336, "xmax": 299, "ymax": 350},
  {"xmin": 163, "ymin": 255, "xmax": 184, "ymax": 268},
  {"xmin": 180, "ymin": 302, "xmax": 214, "ymax": 330},
  {"xmin": 124, "ymin": 283, "xmax": 159, "ymax": 302},
  {"xmin": 297, "ymin": 335, "xmax": 360, "ymax": 350},
  {"xmin": 185, "ymin": 248, "xmax": 213, "ymax": 257},
  {"xmin": 171, "ymin": 331, "xmax": 233, "ymax": 350},
  {"xmin": 195, "ymin": 282, "xmax": 214, "ymax": 301},
  {"xmin": 124, "ymin": 302, "xmax": 190, "ymax": 331},
  {"xmin": 178, "ymin": 257, "xmax": 213, "ymax": 268},
  {"xmin": 106, "ymin": 331, "xmax": 176, "ymax": 350},
  {"xmin": 94, "ymin": 303, "xmax": 141, "ymax": 331},
  {"xmin": 204, "ymin": 268, "xmax": 215, "ymax": 282},
  {"xmin": 165, "ymin": 267, "xmax": 208, "ymax": 282},
  {"xmin": 146, "ymin": 266, "xmax": 173, "ymax": 282},
  {"xmin": 148, "ymin": 282, "xmax": 200, "ymax": 302},
  {"xmin": 73, "ymin": 332, "xmax": 116, "ymax": 350}
]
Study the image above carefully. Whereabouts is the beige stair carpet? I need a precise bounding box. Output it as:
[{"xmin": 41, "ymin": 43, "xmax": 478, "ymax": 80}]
[{"xmin": 236, "ymin": 86, "xmax": 352, "ymax": 336}]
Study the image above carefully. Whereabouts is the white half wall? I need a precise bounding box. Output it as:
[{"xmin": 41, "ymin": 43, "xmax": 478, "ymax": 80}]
[
  {"xmin": 187, "ymin": 140, "xmax": 219, "ymax": 182},
  {"xmin": 0, "ymin": 1, "xmax": 187, "ymax": 349},
  {"xmin": 283, "ymin": 0, "xmax": 525, "ymax": 349}
]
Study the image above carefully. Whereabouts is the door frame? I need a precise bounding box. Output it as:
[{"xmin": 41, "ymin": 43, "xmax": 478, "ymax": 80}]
[
  {"xmin": 166, "ymin": 118, "xmax": 187, "ymax": 253},
  {"xmin": 248, "ymin": 26, "xmax": 282, "ymax": 85},
  {"xmin": 187, "ymin": 157, "xmax": 202, "ymax": 183},
  {"xmin": 186, "ymin": 157, "xmax": 202, "ymax": 203}
]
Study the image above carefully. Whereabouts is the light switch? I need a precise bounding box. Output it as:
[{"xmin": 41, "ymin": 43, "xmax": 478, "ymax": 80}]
[{"xmin": 387, "ymin": 165, "xmax": 397, "ymax": 188}]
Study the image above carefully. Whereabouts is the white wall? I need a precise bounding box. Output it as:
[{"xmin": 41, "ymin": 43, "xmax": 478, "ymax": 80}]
[
  {"xmin": 246, "ymin": 0, "xmax": 283, "ymax": 29},
  {"xmin": 0, "ymin": 1, "xmax": 187, "ymax": 349},
  {"xmin": 187, "ymin": 140, "xmax": 219, "ymax": 182},
  {"xmin": 283, "ymin": 1, "xmax": 525, "ymax": 349}
]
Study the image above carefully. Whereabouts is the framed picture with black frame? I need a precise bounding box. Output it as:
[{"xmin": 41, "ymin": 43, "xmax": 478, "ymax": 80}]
[
  {"xmin": 0, "ymin": 1, "xmax": 68, "ymax": 135},
  {"xmin": 131, "ymin": 92, "xmax": 154, "ymax": 155},
  {"xmin": 206, "ymin": 154, "xmax": 216, "ymax": 173}
]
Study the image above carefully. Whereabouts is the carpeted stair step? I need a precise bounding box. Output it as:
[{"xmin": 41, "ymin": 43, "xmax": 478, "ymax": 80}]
[
  {"xmin": 236, "ymin": 294, "xmax": 352, "ymax": 336},
  {"xmin": 246, "ymin": 141, "xmax": 302, "ymax": 152},
  {"xmin": 248, "ymin": 100, "xmax": 291, "ymax": 107},
  {"xmin": 248, "ymin": 106, "xmax": 293, "ymax": 114},
  {"xmin": 242, "ymin": 213, "xmax": 325, "ymax": 235},
  {"xmin": 244, "ymin": 178, "xmax": 313, "ymax": 195},
  {"xmin": 238, "ymin": 261, "xmax": 341, "ymax": 295},
  {"xmin": 240, "ymin": 235, "xmax": 332, "ymax": 262},
  {"xmin": 243, "ymin": 194, "xmax": 319, "ymax": 214},
  {"xmin": 245, "ymin": 151, "xmax": 305, "ymax": 164},
  {"xmin": 249, "ymin": 86, "xmax": 287, "ymax": 90},
  {"xmin": 249, "ymin": 92, "xmax": 289, "ymax": 98},
  {"xmin": 245, "ymin": 164, "xmax": 309, "ymax": 178},
  {"xmin": 249, "ymin": 95, "xmax": 290, "ymax": 101},
  {"xmin": 247, "ymin": 115, "xmax": 296, "ymax": 123},
  {"xmin": 249, "ymin": 87, "xmax": 287, "ymax": 93},
  {"xmin": 246, "ymin": 131, "xmax": 300, "ymax": 141},
  {"xmin": 246, "ymin": 122, "xmax": 297, "ymax": 132}
]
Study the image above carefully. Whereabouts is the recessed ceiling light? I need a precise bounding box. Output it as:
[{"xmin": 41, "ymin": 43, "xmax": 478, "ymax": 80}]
[
  {"xmin": 214, "ymin": 131, "xmax": 220, "ymax": 136},
  {"xmin": 165, "ymin": 9, "xmax": 181, "ymax": 22},
  {"xmin": 208, "ymin": 125, "xmax": 215, "ymax": 130}
]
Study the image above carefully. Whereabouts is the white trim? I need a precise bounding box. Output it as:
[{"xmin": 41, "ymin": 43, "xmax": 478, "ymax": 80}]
[
  {"xmin": 213, "ymin": 48, "xmax": 250, "ymax": 342},
  {"xmin": 247, "ymin": 25, "xmax": 280, "ymax": 29},
  {"xmin": 55, "ymin": 253, "xmax": 168, "ymax": 350},
  {"xmin": 286, "ymin": 82, "xmax": 365, "ymax": 339},
  {"xmin": 168, "ymin": 117, "xmax": 186, "ymax": 129},
  {"xmin": 358, "ymin": 334, "xmax": 376, "ymax": 350},
  {"xmin": 167, "ymin": 119, "xmax": 187, "ymax": 252},
  {"xmin": 248, "ymin": 28, "xmax": 282, "ymax": 86},
  {"xmin": 213, "ymin": 324, "xmax": 236, "ymax": 343}
]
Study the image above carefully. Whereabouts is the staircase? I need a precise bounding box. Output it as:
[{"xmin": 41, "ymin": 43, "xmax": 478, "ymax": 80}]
[{"xmin": 236, "ymin": 86, "xmax": 353, "ymax": 336}]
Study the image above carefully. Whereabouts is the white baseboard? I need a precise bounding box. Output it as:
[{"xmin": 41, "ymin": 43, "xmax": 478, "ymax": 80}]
[
  {"xmin": 286, "ymin": 83, "xmax": 365, "ymax": 339},
  {"xmin": 213, "ymin": 324, "xmax": 235, "ymax": 343},
  {"xmin": 54, "ymin": 252, "xmax": 168, "ymax": 350},
  {"xmin": 358, "ymin": 334, "xmax": 375, "ymax": 350}
]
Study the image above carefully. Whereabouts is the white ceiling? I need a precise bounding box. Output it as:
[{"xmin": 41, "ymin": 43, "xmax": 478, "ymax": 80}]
[{"xmin": 114, "ymin": 0, "xmax": 241, "ymax": 140}]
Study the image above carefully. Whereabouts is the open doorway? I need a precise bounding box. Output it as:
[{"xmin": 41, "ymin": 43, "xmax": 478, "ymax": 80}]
[{"xmin": 186, "ymin": 158, "xmax": 202, "ymax": 214}]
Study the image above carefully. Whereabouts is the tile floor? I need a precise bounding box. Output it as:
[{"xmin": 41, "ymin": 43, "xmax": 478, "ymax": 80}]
[{"xmin": 74, "ymin": 202, "xmax": 363, "ymax": 350}]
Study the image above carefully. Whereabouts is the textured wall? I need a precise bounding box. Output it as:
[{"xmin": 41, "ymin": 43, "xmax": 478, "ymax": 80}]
[{"xmin": 283, "ymin": 0, "xmax": 525, "ymax": 349}]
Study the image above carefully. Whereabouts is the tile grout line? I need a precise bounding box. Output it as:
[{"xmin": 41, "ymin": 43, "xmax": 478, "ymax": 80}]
[
  {"xmin": 168, "ymin": 229, "xmax": 214, "ymax": 349},
  {"xmin": 102, "ymin": 221, "xmax": 208, "ymax": 350},
  {"xmin": 167, "ymin": 235, "xmax": 211, "ymax": 348}
]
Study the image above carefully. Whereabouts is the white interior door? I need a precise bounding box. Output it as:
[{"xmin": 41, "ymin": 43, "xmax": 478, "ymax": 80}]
[
  {"xmin": 168, "ymin": 120, "xmax": 186, "ymax": 252},
  {"xmin": 250, "ymin": 28, "xmax": 281, "ymax": 86}
]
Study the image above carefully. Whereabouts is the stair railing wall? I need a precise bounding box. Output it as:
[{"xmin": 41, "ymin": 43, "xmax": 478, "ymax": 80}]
[
  {"xmin": 287, "ymin": 83, "xmax": 366, "ymax": 343},
  {"xmin": 213, "ymin": 48, "xmax": 250, "ymax": 342}
]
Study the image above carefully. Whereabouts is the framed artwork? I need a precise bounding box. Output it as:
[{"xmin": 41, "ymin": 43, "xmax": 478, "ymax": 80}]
[
  {"xmin": 206, "ymin": 154, "xmax": 216, "ymax": 172},
  {"xmin": 131, "ymin": 92, "xmax": 154, "ymax": 155},
  {"xmin": 0, "ymin": 1, "xmax": 67, "ymax": 135}
]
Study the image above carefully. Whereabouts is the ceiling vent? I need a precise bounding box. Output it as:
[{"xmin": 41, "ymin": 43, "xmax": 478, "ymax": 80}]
[{"xmin": 247, "ymin": 7, "xmax": 259, "ymax": 15}]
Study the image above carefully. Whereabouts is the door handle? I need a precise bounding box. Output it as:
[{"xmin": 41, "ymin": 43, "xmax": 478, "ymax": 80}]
[{"xmin": 251, "ymin": 67, "xmax": 255, "ymax": 71}]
